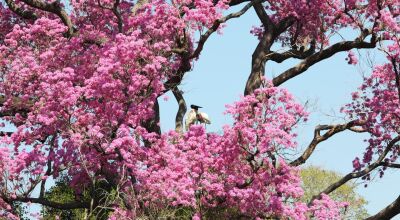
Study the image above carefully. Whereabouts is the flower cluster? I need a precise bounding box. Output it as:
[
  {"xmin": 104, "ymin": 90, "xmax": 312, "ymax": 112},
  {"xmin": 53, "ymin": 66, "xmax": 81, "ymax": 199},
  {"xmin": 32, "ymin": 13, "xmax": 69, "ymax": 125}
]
[
  {"xmin": 139, "ymin": 87, "xmax": 344, "ymax": 218},
  {"xmin": 343, "ymin": 43, "xmax": 400, "ymax": 179}
]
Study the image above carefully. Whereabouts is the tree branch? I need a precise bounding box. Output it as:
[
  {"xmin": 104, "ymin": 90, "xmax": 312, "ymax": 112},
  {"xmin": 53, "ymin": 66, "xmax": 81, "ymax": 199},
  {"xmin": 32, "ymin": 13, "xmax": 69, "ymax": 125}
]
[
  {"xmin": 113, "ymin": 0, "xmax": 123, "ymax": 33},
  {"xmin": 253, "ymin": 1, "xmax": 274, "ymax": 32},
  {"xmin": 379, "ymin": 162, "xmax": 400, "ymax": 169},
  {"xmin": 39, "ymin": 136, "xmax": 55, "ymax": 198},
  {"xmin": 272, "ymin": 37, "xmax": 377, "ymax": 86},
  {"xmin": 244, "ymin": 31, "xmax": 274, "ymax": 95},
  {"xmin": 190, "ymin": 0, "xmax": 257, "ymax": 59},
  {"xmin": 244, "ymin": 16, "xmax": 296, "ymax": 95},
  {"xmin": 4, "ymin": 0, "xmax": 37, "ymax": 20},
  {"xmin": 3, "ymin": 196, "xmax": 90, "ymax": 210},
  {"xmin": 290, "ymin": 120, "xmax": 366, "ymax": 166},
  {"xmin": 141, "ymin": 99, "xmax": 161, "ymax": 135},
  {"xmin": 276, "ymin": 16, "xmax": 296, "ymax": 33},
  {"xmin": 390, "ymin": 57, "xmax": 400, "ymax": 100},
  {"xmin": 267, "ymin": 41, "xmax": 316, "ymax": 63},
  {"xmin": 162, "ymin": 45, "xmax": 192, "ymax": 93},
  {"xmin": 309, "ymin": 136, "xmax": 400, "ymax": 204},
  {"xmin": 172, "ymin": 87, "xmax": 187, "ymax": 133},
  {"xmin": 365, "ymin": 195, "xmax": 400, "ymax": 220},
  {"xmin": 228, "ymin": 0, "xmax": 250, "ymax": 6},
  {"xmin": 97, "ymin": 0, "xmax": 123, "ymax": 33},
  {"xmin": 19, "ymin": 0, "xmax": 76, "ymax": 37}
]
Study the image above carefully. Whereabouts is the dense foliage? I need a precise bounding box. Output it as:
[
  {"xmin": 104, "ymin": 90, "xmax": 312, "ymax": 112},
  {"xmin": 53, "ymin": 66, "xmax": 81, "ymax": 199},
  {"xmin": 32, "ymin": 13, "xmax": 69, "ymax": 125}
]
[{"xmin": 0, "ymin": 0, "xmax": 399, "ymax": 219}]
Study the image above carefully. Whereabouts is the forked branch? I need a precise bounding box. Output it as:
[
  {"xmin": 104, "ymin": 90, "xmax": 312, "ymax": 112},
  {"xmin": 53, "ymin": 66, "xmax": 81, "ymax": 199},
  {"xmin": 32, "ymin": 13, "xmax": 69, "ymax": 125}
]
[
  {"xmin": 272, "ymin": 37, "xmax": 377, "ymax": 86},
  {"xmin": 291, "ymin": 120, "xmax": 366, "ymax": 166}
]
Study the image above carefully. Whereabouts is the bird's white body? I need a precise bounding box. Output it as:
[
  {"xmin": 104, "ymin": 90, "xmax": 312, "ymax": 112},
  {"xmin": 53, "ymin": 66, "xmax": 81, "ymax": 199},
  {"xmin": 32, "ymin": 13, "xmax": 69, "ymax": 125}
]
[{"xmin": 185, "ymin": 109, "xmax": 211, "ymax": 131}]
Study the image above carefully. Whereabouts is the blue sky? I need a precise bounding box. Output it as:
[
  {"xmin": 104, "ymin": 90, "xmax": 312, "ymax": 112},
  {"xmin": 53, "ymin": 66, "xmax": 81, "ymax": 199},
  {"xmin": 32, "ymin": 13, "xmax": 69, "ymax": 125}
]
[{"xmin": 158, "ymin": 6, "xmax": 400, "ymax": 218}]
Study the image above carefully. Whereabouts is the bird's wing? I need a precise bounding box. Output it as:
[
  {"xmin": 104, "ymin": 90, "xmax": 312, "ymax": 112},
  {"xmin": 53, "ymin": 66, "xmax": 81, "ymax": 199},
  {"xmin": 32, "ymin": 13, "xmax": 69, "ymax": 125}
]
[{"xmin": 199, "ymin": 112, "xmax": 211, "ymax": 124}]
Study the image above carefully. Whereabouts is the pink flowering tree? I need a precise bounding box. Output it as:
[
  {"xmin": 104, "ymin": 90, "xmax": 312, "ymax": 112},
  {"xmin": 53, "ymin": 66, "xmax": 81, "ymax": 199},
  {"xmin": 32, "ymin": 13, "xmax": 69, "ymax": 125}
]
[{"xmin": 0, "ymin": 0, "xmax": 399, "ymax": 219}]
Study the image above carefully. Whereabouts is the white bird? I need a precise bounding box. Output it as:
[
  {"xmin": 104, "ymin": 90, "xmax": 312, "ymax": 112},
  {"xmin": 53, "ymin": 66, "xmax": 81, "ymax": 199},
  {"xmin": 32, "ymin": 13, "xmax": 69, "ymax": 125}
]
[{"xmin": 185, "ymin": 104, "xmax": 211, "ymax": 131}]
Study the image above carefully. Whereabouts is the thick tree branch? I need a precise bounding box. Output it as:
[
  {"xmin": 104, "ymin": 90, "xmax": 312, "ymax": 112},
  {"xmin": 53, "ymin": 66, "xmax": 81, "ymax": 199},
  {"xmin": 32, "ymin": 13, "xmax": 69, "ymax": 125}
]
[
  {"xmin": 253, "ymin": 1, "xmax": 274, "ymax": 31},
  {"xmin": 163, "ymin": 46, "xmax": 191, "ymax": 93},
  {"xmin": 4, "ymin": 0, "xmax": 37, "ymax": 20},
  {"xmin": 390, "ymin": 57, "xmax": 400, "ymax": 100},
  {"xmin": 244, "ymin": 16, "xmax": 296, "ymax": 95},
  {"xmin": 309, "ymin": 136, "xmax": 400, "ymax": 204},
  {"xmin": 162, "ymin": 58, "xmax": 191, "ymax": 99},
  {"xmin": 141, "ymin": 99, "xmax": 161, "ymax": 135},
  {"xmin": 276, "ymin": 16, "xmax": 296, "ymax": 33},
  {"xmin": 272, "ymin": 37, "xmax": 377, "ymax": 86},
  {"xmin": 244, "ymin": 31, "xmax": 274, "ymax": 95},
  {"xmin": 113, "ymin": 0, "xmax": 123, "ymax": 33},
  {"xmin": 97, "ymin": 0, "xmax": 123, "ymax": 33},
  {"xmin": 267, "ymin": 41, "xmax": 316, "ymax": 63},
  {"xmin": 291, "ymin": 120, "xmax": 366, "ymax": 166},
  {"xmin": 228, "ymin": 0, "xmax": 250, "ymax": 6},
  {"xmin": 3, "ymin": 196, "xmax": 90, "ymax": 210},
  {"xmin": 379, "ymin": 162, "xmax": 400, "ymax": 169},
  {"xmin": 39, "ymin": 136, "xmax": 55, "ymax": 198},
  {"xmin": 19, "ymin": 0, "xmax": 76, "ymax": 37},
  {"xmin": 365, "ymin": 195, "xmax": 400, "ymax": 220},
  {"xmin": 172, "ymin": 87, "xmax": 187, "ymax": 133}
]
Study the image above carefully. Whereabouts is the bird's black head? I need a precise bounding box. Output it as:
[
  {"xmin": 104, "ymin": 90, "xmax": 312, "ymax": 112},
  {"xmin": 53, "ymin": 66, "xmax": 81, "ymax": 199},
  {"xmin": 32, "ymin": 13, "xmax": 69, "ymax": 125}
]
[{"xmin": 190, "ymin": 104, "xmax": 202, "ymax": 110}]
